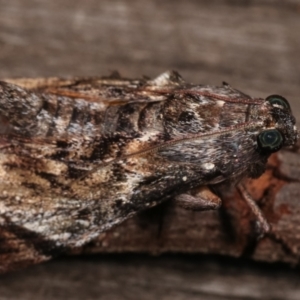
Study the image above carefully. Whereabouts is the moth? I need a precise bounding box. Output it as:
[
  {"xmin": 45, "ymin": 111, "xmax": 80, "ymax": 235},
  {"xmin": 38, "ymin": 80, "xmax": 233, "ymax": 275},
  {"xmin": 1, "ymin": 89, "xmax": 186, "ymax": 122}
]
[{"xmin": 0, "ymin": 71, "xmax": 297, "ymax": 272}]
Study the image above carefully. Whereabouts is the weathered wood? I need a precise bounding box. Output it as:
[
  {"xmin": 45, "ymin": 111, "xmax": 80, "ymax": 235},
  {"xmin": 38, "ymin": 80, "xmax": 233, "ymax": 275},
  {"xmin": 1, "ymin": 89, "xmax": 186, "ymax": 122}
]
[{"xmin": 0, "ymin": 255, "xmax": 300, "ymax": 300}]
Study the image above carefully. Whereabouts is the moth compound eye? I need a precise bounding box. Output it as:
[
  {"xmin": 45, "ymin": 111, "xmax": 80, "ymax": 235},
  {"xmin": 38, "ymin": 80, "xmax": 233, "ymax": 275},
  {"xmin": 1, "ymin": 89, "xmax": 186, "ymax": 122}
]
[
  {"xmin": 257, "ymin": 129, "xmax": 283, "ymax": 152},
  {"xmin": 266, "ymin": 95, "xmax": 290, "ymax": 110}
]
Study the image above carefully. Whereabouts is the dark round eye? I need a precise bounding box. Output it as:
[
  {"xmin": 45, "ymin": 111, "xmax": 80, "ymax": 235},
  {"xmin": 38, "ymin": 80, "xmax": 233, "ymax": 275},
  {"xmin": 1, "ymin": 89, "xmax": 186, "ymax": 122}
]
[
  {"xmin": 266, "ymin": 95, "xmax": 290, "ymax": 110},
  {"xmin": 257, "ymin": 129, "xmax": 283, "ymax": 153}
]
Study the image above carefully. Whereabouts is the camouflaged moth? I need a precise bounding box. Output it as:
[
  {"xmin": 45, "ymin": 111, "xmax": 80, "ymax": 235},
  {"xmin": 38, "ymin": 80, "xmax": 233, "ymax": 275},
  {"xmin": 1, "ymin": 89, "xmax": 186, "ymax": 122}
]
[{"xmin": 0, "ymin": 71, "xmax": 297, "ymax": 272}]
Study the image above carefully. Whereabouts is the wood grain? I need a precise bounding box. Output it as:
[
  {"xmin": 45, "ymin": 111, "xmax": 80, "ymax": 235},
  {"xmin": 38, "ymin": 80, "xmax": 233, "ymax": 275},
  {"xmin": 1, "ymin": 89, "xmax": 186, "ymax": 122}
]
[{"xmin": 1, "ymin": 255, "xmax": 300, "ymax": 300}]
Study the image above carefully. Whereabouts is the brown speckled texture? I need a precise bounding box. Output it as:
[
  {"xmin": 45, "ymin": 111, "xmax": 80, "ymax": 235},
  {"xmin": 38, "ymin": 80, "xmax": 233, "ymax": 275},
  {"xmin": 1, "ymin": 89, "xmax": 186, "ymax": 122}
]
[
  {"xmin": 1, "ymin": 70, "xmax": 296, "ymax": 272},
  {"xmin": 1, "ymin": 1, "xmax": 300, "ymax": 298}
]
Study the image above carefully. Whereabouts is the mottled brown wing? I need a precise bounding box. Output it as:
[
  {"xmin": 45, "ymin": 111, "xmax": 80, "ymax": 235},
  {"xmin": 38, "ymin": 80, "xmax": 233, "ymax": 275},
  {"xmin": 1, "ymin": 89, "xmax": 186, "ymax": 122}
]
[
  {"xmin": 0, "ymin": 75, "xmax": 186, "ymax": 257},
  {"xmin": 0, "ymin": 73, "xmax": 262, "ymax": 252},
  {"xmin": 2, "ymin": 72, "xmax": 292, "ymax": 273}
]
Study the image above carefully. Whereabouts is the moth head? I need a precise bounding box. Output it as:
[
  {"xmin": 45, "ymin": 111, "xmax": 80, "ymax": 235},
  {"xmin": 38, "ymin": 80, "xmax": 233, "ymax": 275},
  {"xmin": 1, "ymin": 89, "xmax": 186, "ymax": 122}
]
[
  {"xmin": 258, "ymin": 95, "xmax": 298, "ymax": 153},
  {"xmin": 266, "ymin": 95, "xmax": 290, "ymax": 110},
  {"xmin": 257, "ymin": 129, "xmax": 283, "ymax": 153}
]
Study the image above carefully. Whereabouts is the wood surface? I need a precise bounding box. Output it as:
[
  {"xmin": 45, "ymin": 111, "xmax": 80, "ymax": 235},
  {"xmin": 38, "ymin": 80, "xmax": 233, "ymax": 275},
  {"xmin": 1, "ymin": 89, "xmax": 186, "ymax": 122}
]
[
  {"xmin": 0, "ymin": 0, "xmax": 300, "ymax": 298},
  {"xmin": 1, "ymin": 255, "xmax": 300, "ymax": 300}
]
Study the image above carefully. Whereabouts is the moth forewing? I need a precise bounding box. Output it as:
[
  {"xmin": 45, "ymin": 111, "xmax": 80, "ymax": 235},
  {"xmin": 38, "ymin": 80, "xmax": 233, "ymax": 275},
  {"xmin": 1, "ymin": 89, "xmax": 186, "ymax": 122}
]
[{"xmin": 0, "ymin": 71, "xmax": 297, "ymax": 271}]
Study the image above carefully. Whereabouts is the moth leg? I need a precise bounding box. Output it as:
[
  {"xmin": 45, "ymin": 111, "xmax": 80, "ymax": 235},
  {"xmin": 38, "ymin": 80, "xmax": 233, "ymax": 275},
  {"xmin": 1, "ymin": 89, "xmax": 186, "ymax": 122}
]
[
  {"xmin": 237, "ymin": 184, "xmax": 270, "ymax": 238},
  {"xmin": 175, "ymin": 186, "xmax": 221, "ymax": 211}
]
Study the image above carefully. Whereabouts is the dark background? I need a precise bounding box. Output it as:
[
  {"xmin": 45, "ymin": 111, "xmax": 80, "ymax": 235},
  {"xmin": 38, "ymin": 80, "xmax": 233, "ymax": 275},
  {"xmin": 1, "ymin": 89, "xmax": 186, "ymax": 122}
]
[{"xmin": 1, "ymin": 1, "xmax": 300, "ymax": 299}]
